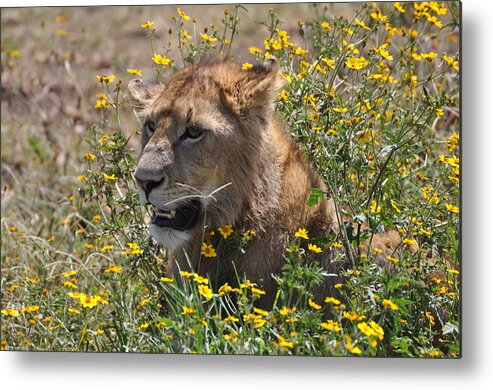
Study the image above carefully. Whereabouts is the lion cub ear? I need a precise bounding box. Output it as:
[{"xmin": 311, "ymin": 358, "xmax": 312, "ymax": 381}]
[
  {"xmin": 128, "ymin": 79, "xmax": 164, "ymax": 109},
  {"xmin": 233, "ymin": 57, "xmax": 284, "ymax": 115}
]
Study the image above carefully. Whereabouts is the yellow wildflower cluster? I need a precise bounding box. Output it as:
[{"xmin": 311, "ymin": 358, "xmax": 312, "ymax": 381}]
[
  {"xmin": 122, "ymin": 242, "xmax": 143, "ymax": 255},
  {"xmin": 95, "ymin": 93, "xmax": 109, "ymax": 109},
  {"xmin": 357, "ymin": 320, "xmax": 384, "ymax": 346},
  {"xmin": 104, "ymin": 263, "xmax": 123, "ymax": 274},
  {"xmin": 96, "ymin": 74, "xmax": 115, "ymax": 83},
  {"xmin": 413, "ymin": 2, "xmax": 447, "ymax": 28},
  {"xmin": 68, "ymin": 291, "xmax": 108, "ymax": 309}
]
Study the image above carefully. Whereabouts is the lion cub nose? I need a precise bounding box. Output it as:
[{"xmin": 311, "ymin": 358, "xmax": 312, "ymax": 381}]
[
  {"xmin": 136, "ymin": 177, "xmax": 164, "ymax": 198},
  {"xmin": 134, "ymin": 166, "xmax": 166, "ymax": 199}
]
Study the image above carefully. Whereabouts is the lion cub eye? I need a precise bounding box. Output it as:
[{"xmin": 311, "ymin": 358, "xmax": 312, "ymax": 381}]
[
  {"xmin": 144, "ymin": 120, "xmax": 156, "ymax": 136},
  {"xmin": 181, "ymin": 126, "xmax": 204, "ymax": 141}
]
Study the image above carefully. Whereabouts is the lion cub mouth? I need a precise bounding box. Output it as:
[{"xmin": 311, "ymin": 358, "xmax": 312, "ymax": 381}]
[{"xmin": 150, "ymin": 200, "xmax": 201, "ymax": 231}]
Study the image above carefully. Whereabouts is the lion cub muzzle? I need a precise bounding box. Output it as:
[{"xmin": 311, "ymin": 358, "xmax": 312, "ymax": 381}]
[{"xmin": 135, "ymin": 148, "xmax": 202, "ymax": 232}]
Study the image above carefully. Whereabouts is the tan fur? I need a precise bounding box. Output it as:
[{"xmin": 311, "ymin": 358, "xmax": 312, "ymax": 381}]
[{"xmin": 129, "ymin": 58, "xmax": 404, "ymax": 308}]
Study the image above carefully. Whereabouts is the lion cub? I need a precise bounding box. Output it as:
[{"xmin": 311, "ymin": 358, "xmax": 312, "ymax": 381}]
[{"xmin": 129, "ymin": 58, "xmax": 399, "ymax": 307}]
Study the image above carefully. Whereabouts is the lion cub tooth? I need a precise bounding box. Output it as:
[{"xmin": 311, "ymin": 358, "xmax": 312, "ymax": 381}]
[{"xmin": 170, "ymin": 210, "xmax": 176, "ymax": 217}]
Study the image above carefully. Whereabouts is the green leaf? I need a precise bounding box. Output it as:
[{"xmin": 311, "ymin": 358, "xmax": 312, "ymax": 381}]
[{"xmin": 307, "ymin": 188, "xmax": 324, "ymax": 206}]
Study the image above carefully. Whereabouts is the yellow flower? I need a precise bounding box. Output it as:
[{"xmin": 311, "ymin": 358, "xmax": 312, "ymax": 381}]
[
  {"xmin": 369, "ymin": 200, "xmax": 381, "ymax": 213},
  {"xmin": 421, "ymin": 52, "xmax": 438, "ymax": 61},
  {"xmin": 443, "ymin": 54, "xmax": 459, "ymax": 71},
  {"xmin": 225, "ymin": 315, "xmax": 240, "ymax": 323},
  {"xmin": 177, "ymin": 7, "xmax": 190, "ymax": 21},
  {"xmin": 390, "ymin": 200, "xmax": 401, "ymax": 213},
  {"xmin": 447, "ymin": 269, "xmax": 460, "ymax": 275},
  {"xmin": 198, "ymin": 285, "xmax": 213, "ymax": 300},
  {"xmin": 127, "ymin": 69, "xmax": 142, "ymax": 77},
  {"xmin": 308, "ymin": 298, "xmax": 322, "ymax": 310},
  {"xmin": 382, "ymin": 299, "xmax": 398, "ymax": 311},
  {"xmin": 137, "ymin": 323, "xmax": 150, "ymax": 331},
  {"xmin": 425, "ymin": 310, "xmax": 436, "ymax": 326},
  {"xmin": 101, "ymin": 245, "xmax": 114, "ymax": 253},
  {"xmin": 354, "ymin": 18, "xmax": 371, "ymax": 30},
  {"xmin": 345, "ymin": 56, "xmax": 369, "ymax": 70},
  {"xmin": 249, "ymin": 47, "xmax": 263, "ymax": 56},
  {"xmin": 241, "ymin": 62, "xmax": 254, "ymax": 71},
  {"xmin": 447, "ymin": 131, "xmax": 460, "ymax": 152},
  {"xmin": 445, "ymin": 203, "xmax": 459, "ymax": 213},
  {"xmin": 324, "ymin": 296, "xmax": 341, "ymax": 305},
  {"xmin": 374, "ymin": 43, "xmax": 393, "ymax": 61},
  {"xmin": 200, "ymin": 33, "xmax": 217, "ymax": 43},
  {"xmin": 332, "ymin": 242, "xmax": 343, "ymax": 248},
  {"xmin": 370, "ymin": 8, "xmax": 388, "ymax": 23},
  {"xmin": 217, "ymin": 283, "xmax": 232, "ymax": 296},
  {"xmin": 242, "ymin": 229, "xmax": 256, "ymax": 241},
  {"xmin": 95, "ymin": 99, "xmax": 108, "ymax": 109},
  {"xmin": 277, "ymin": 335, "xmax": 294, "ymax": 349},
  {"xmin": 344, "ymin": 335, "xmax": 362, "ymax": 355},
  {"xmin": 141, "ymin": 21, "xmax": 154, "ymax": 29},
  {"xmin": 243, "ymin": 284, "xmax": 262, "ymax": 295},
  {"xmin": 62, "ymin": 281, "xmax": 78, "ymax": 289},
  {"xmin": 193, "ymin": 274, "xmax": 209, "ymax": 284},
  {"xmin": 308, "ymin": 243, "xmax": 323, "ymax": 253},
  {"xmin": 83, "ymin": 152, "xmax": 96, "ymax": 160},
  {"xmin": 152, "ymin": 53, "xmax": 173, "ymax": 66},
  {"xmin": 321, "ymin": 57, "xmax": 335, "ymax": 69},
  {"xmin": 68, "ymin": 308, "xmax": 80, "ymax": 315},
  {"xmin": 293, "ymin": 47, "xmax": 308, "ymax": 57},
  {"xmin": 358, "ymin": 321, "xmax": 384, "ymax": 340},
  {"xmin": 218, "ymin": 224, "xmax": 234, "ymax": 238},
  {"xmin": 343, "ymin": 311, "xmax": 366, "ymax": 321},
  {"xmin": 426, "ymin": 14, "xmax": 443, "ymax": 28},
  {"xmin": 179, "ymin": 271, "xmax": 195, "ymax": 279},
  {"xmin": 181, "ymin": 306, "xmax": 195, "ymax": 315},
  {"xmin": 277, "ymin": 89, "xmax": 289, "ymax": 102},
  {"xmin": 80, "ymin": 295, "xmax": 98, "ymax": 309},
  {"xmin": 181, "ymin": 29, "xmax": 192, "ymax": 40},
  {"xmin": 2, "ymin": 308, "xmax": 20, "ymax": 317},
  {"xmin": 279, "ymin": 307, "xmax": 296, "ymax": 316},
  {"xmin": 253, "ymin": 307, "xmax": 269, "ymax": 317},
  {"xmin": 201, "ymin": 242, "xmax": 217, "ymax": 258},
  {"xmin": 103, "ymin": 173, "xmax": 116, "ymax": 181},
  {"xmin": 321, "ymin": 320, "xmax": 340, "ymax": 332},
  {"xmin": 294, "ymin": 228, "xmax": 309, "ymax": 240},
  {"xmin": 386, "ymin": 256, "xmax": 399, "ymax": 264},
  {"xmin": 321, "ymin": 21, "xmax": 331, "ymax": 31},
  {"xmin": 160, "ymin": 276, "xmax": 173, "ymax": 283},
  {"xmin": 122, "ymin": 242, "xmax": 143, "ymax": 255},
  {"xmin": 419, "ymin": 227, "xmax": 432, "ymax": 236},
  {"xmin": 394, "ymin": 2, "xmax": 405, "ymax": 13},
  {"xmin": 402, "ymin": 238, "xmax": 417, "ymax": 245},
  {"xmin": 9, "ymin": 49, "xmax": 21, "ymax": 58},
  {"xmin": 96, "ymin": 74, "xmax": 115, "ymax": 83},
  {"xmin": 104, "ymin": 263, "xmax": 123, "ymax": 274}
]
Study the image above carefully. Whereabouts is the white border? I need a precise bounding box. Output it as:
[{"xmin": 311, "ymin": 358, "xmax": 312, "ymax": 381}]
[{"xmin": 2, "ymin": 0, "xmax": 492, "ymax": 389}]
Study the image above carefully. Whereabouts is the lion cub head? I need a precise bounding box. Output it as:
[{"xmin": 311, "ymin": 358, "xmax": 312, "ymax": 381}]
[{"xmin": 128, "ymin": 58, "xmax": 283, "ymax": 252}]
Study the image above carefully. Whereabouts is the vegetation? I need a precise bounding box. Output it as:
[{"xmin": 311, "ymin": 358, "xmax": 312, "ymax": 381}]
[{"xmin": 1, "ymin": 2, "xmax": 460, "ymax": 356}]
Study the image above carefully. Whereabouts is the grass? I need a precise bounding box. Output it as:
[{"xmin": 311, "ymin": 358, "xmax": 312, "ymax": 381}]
[{"xmin": 1, "ymin": 2, "xmax": 460, "ymax": 356}]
